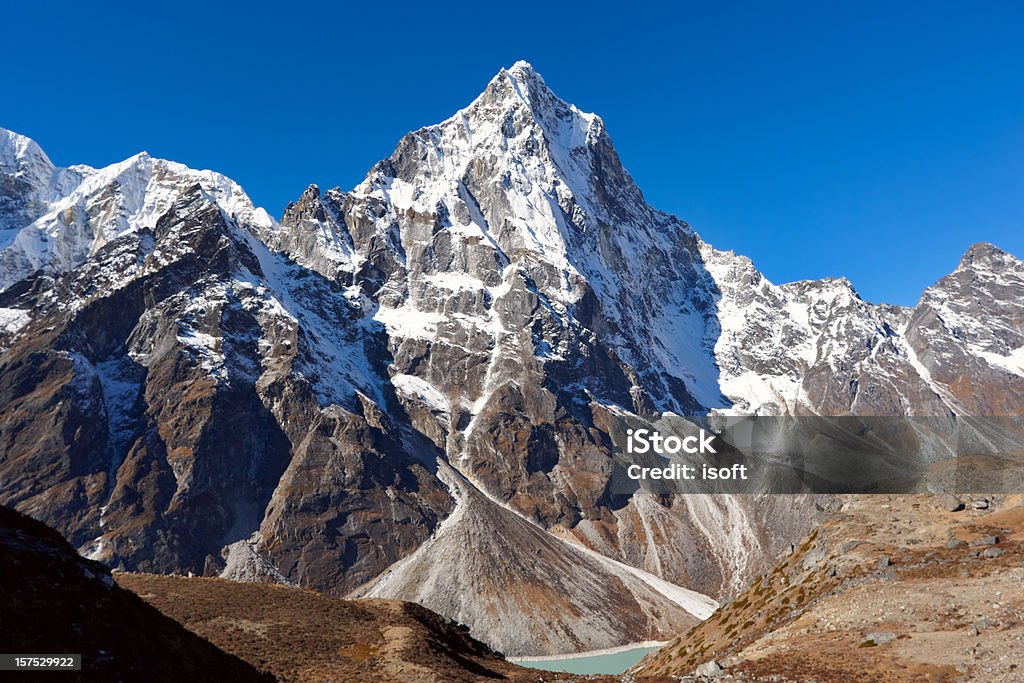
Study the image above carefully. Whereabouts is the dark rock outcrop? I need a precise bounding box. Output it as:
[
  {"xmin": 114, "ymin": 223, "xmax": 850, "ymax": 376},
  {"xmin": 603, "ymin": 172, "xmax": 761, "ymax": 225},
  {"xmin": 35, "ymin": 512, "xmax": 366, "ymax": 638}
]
[{"xmin": 0, "ymin": 504, "xmax": 272, "ymax": 682}]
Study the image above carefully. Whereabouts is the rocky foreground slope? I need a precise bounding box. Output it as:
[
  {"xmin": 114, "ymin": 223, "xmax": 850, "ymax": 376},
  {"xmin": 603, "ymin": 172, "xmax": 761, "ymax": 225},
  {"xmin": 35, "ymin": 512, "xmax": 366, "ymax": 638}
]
[
  {"xmin": 0, "ymin": 504, "xmax": 272, "ymax": 682},
  {"xmin": 117, "ymin": 572, "xmax": 626, "ymax": 683},
  {"xmin": 0, "ymin": 503, "xmax": 633, "ymax": 682},
  {"xmin": 634, "ymin": 494, "xmax": 1024, "ymax": 682},
  {"xmin": 1, "ymin": 61, "xmax": 1023, "ymax": 655}
]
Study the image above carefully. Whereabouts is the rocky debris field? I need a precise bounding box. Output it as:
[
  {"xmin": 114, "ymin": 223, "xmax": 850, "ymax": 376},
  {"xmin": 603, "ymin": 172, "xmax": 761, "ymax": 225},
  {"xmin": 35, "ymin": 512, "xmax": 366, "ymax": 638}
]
[{"xmin": 633, "ymin": 493, "xmax": 1024, "ymax": 682}]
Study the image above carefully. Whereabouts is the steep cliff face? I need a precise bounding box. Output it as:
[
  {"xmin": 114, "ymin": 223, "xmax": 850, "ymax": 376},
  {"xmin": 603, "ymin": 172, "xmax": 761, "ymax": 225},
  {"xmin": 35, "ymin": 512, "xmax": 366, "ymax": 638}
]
[
  {"xmin": 0, "ymin": 62, "xmax": 1022, "ymax": 656},
  {"xmin": 0, "ymin": 179, "xmax": 450, "ymax": 593}
]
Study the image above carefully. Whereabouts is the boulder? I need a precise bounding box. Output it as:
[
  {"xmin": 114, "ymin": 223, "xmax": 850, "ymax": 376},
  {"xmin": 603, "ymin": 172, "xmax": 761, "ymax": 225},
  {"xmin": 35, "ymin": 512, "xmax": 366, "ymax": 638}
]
[
  {"xmin": 969, "ymin": 535, "xmax": 1000, "ymax": 547},
  {"xmin": 862, "ymin": 631, "xmax": 897, "ymax": 646},
  {"xmin": 937, "ymin": 493, "xmax": 965, "ymax": 512},
  {"xmin": 694, "ymin": 660, "xmax": 724, "ymax": 677}
]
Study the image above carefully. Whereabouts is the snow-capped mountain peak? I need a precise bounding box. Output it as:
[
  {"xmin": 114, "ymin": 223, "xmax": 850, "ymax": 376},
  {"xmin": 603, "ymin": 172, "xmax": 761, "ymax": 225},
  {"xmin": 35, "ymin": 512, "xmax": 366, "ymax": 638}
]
[
  {"xmin": 479, "ymin": 59, "xmax": 600, "ymax": 135},
  {"xmin": 0, "ymin": 132, "xmax": 273, "ymax": 292},
  {"xmin": 1, "ymin": 65, "xmax": 1023, "ymax": 661},
  {"xmin": 0, "ymin": 127, "xmax": 55, "ymax": 188},
  {"xmin": 956, "ymin": 241, "xmax": 1020, "ymax": 275}
]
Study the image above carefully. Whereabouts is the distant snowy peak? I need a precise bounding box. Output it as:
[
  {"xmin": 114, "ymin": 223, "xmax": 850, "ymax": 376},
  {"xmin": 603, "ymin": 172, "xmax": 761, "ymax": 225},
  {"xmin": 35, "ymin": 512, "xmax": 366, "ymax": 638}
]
[
  {"xmin": 269, "ymin": 62, "xmax": 1024, "ymax": 420},
  {"xmin": 454, "ymin": 59, "xmax": 603, "ymax": 158},
  {"xmin": 1, "ymin": 128, "xmax": 74, "ymax": 243},
  {"xmin": 468, "ymin": 60, "xmax": 604, "ymax": 161},
  {"xmin": 352, "ymin": 60, "xmax": 653, "ymax": 255},
  {"xmin": 704, "ymin": 235, "xmax": 1024, "ymax": 417},
  {"xmin": 914, "ymin": 241, "xmax": 1023, "ymax": 346},
  {"xmin": 0, "ymin": 128, "xmax": 55, "ymax": 189},
  {"xmin": 0, "ymin": 129, "xmax": 274, "ymax": 292},
  {"xmin": 905, "ymin": 242, "xmax": 1024, "ymax": 411},
  {"xmin": 702, "ymin": 241, "xmax": 946, "ymax": 416},
  {"xmin": 954, "ymin": 241, "xmax": 1023, "ymax": 277}
]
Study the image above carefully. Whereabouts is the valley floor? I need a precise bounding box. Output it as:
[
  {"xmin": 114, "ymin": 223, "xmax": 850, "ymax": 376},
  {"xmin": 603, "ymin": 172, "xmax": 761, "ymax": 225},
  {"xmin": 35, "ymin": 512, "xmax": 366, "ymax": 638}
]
[{"xmin": 4, "ymin": 493, "xmax": 1021, "ymax": 682}]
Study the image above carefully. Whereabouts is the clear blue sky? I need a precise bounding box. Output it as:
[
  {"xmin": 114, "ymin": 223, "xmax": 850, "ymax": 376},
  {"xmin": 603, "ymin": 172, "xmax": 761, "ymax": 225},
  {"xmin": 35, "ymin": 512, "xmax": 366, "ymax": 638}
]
[{"xmin": 4, "ymin": 1, "xmax": 1022, "ymax": 305}]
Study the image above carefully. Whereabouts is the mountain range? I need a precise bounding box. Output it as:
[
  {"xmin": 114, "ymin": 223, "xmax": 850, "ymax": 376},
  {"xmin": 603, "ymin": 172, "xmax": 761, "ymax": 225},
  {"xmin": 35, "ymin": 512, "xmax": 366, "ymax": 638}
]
[{"xmin": 1, "ymin": 61, "xmax": 1022, "ymax": 656}]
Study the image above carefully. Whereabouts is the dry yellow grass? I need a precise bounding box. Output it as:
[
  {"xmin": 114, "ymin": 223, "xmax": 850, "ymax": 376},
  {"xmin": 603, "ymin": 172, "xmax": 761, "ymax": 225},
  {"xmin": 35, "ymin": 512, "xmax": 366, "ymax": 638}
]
[{"xmin": 117, "ymin": 573, "xmax": 646, "ymax": 683}]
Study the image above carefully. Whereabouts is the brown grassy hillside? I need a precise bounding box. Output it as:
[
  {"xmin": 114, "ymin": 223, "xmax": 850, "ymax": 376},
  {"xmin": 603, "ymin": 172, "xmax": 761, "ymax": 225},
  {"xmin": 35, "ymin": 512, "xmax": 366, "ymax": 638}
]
[
  {"xmin": 0, "ymin": 505, "xmax": 272, "ymax": 682},
  {"xmin": 117, "ymin": 572, "xmax": 637, "ymax": 683},
  {"xmin": 633, "ymin": 493, "xmax": 1024, "ymax": 682}
]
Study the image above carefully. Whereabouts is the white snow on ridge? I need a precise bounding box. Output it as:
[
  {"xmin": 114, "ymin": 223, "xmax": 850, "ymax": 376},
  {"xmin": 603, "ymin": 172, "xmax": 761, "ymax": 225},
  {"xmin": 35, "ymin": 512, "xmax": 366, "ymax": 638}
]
[
  {"xmin": 0, "ymin": 127, "xmax": 56, "ymax": 191},
  {"xmin": 700, "ymin": 243, "xmax": 811, "ymax": 414},
  {"xmin": 176, "ymin": 326, "xmax": 228, "ymax": 381},
  {"xmin": 422, "ymin": 271, "xmax": 487, "ymax": 292},
  {"xmin": 373, "ymin": 305, "xmax": 441, "ymax": 340},
  {"xmin": 392, "ymin": 373, "xmax": 450, "ymax": 413},
  {"xmin": 0, "ymin": 307, "xmax": 30, "ymax": 335},
  {"xmin": 0, "ymin": 127, "xmax": 275, "ymax": 292},
  {"xmin": 351, "ymin": 63, "xmax": 598, "ymax": 303},
  {"xmin": 238, "ymin": 229, "xmax": 388, "ymax": 409},
  {"xmin": 978, "ymin": 345, "xmax": 1024, "ymax": 376}
]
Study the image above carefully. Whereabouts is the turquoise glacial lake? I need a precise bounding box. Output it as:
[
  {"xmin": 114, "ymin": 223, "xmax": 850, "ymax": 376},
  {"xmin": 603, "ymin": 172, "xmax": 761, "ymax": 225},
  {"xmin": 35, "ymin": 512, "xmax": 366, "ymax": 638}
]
[{"xmin": 511, "ymin": 645, "xmax": 661, "ymax": 675}]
